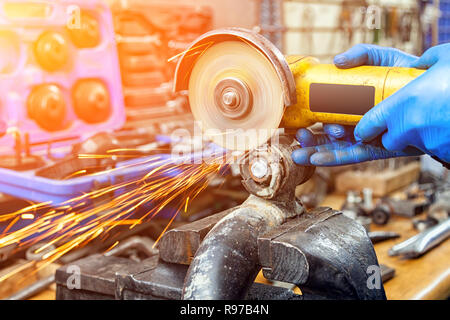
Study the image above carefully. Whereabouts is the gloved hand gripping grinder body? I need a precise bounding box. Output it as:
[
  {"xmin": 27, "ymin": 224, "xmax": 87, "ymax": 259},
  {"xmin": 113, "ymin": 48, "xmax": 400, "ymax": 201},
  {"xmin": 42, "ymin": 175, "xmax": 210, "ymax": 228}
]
[{"xmin": 293, "ymin": 44, "xmax": 450, "ymax": 167}]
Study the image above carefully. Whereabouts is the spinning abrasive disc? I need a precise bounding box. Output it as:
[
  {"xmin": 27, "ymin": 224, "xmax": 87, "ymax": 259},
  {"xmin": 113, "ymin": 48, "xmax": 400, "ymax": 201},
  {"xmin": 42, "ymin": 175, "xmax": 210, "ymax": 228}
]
[{"xmin": 188, "ymin": 40, "xmax": 284, "ymax": 151}]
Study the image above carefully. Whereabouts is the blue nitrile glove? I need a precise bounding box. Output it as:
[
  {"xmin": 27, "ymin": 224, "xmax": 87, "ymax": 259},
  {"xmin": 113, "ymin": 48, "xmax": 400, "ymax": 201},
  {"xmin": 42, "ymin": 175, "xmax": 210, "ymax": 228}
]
[
  {"xmin": 333, "ymin": 43, "xmax": 419, "ymax": 68},
  {"xmin": 292, "ymin": 44, "xmax": 450, "ymax": 167},
  {"xmin": 292, "ymin": 124, "xmax": 421, "ymax": 166}
]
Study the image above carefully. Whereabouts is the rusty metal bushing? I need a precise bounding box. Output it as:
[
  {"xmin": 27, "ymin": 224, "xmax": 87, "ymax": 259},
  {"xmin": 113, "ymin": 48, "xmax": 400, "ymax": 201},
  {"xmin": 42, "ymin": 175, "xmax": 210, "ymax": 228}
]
[{"xmin": 240, "ymin": 135, "xmax": 315, "ymax": 200}]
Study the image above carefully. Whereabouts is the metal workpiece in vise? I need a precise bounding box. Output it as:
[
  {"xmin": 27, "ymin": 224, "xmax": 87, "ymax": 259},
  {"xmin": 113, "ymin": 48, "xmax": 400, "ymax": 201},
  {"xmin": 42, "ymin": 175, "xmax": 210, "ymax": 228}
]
[
  {"xmin": 182, "ymin": 136, "xmax": 311, "ymax": 300},
  {"xmin": 176, "ymin": 136, "xmax": 386, "ymax": 300},
  {"xmin": 54, "ymin": 141, "xmax": 386, "ymax": 300},
  {"xmin": 240, "ymin": 135, "xmax": 314, "ymax": 201}
]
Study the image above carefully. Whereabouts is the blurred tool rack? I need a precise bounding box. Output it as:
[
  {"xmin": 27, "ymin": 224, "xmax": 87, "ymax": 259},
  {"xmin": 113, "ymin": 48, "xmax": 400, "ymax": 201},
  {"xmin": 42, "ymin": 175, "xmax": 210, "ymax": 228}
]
[
  {"xmin": 0, "ymin": 133, "xmax": 222, "ymax": 205},
  {"xmin": 256, "ymin": 0, "xmax": 422, "ymax": 59},
  {"xmin": 108, "ymin": 0, "xmax": 213, "ymax": 129},
  {"xmin": 423, "ymin": 0, "xmax": 450, "ymax": 48}
]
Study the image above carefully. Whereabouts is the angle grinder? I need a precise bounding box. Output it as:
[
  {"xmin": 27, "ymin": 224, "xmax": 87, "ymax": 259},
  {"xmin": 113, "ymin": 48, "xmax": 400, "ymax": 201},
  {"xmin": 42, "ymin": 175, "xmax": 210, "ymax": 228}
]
[{"xmin": 174, "ymin": 28, "xmax": 424, "ymax": 151}]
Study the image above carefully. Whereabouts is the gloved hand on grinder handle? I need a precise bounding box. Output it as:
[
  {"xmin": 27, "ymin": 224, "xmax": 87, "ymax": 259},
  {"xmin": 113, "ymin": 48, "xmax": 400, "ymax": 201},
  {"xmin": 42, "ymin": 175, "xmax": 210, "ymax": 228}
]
[{"xmin": 292, "ymin": 43, "xmax": 450, "ymax": 167}]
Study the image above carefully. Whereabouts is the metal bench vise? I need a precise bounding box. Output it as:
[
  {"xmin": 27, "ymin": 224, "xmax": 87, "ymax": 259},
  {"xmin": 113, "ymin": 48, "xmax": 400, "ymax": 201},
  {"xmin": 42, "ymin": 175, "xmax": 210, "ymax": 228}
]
[{"xmin": 56, "ymin": 136, "xmax": 386, "ymax": 300}]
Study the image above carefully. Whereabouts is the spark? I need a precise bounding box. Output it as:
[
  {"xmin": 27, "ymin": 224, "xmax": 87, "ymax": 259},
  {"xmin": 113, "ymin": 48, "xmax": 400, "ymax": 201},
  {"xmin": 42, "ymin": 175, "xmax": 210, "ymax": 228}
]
[
  {"xmin": 63, "ymin": 169, "xmax": 87, "ymax": 180},
  {"xmin": 0, "ymin": 151, "xmax": 230, "ymax": 285},
  {"xmin": 184, "ymin": 196, "xmax": 190, "ymax": 213},
  {"xmin": 0, "ymin": 260, "xmax": 36, "ymax": 283},
  {"xmin": 167, "ymin": 41, "xmax": 214, "ymax": 63},
  {"xmin": 105, "ymin": 241, "xmax": 119, "ymax": 253}
]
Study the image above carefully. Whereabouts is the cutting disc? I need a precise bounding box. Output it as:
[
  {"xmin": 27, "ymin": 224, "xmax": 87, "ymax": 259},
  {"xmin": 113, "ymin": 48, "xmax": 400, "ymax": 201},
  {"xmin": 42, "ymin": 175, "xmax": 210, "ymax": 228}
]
[{"xmin": 188, "ymin": 40, "xmax": 284, "ymax": 151}]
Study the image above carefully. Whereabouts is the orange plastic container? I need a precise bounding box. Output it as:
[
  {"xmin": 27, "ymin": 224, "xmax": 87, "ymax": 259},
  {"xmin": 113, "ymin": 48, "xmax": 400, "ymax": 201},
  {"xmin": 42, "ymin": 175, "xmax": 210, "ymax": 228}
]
[{"xmin": 0, "ymin": 0, "xmax": 125, "ymax": 155}]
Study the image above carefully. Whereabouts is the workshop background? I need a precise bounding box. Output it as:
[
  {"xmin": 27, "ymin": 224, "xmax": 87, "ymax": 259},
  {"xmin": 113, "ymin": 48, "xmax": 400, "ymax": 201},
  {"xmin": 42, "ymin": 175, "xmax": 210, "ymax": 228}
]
[{"xmin": 0, "ymin": 0, "xmax": 448, "ymax": 301}]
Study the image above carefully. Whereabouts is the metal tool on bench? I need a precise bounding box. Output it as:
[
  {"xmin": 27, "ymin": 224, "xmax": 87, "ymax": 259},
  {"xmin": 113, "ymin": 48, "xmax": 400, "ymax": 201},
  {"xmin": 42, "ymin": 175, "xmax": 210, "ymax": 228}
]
[
  {"xmin": 55, "ymin": 135, "xmax": 386, "ymax": 300},
  {"xmin": 174, "ymin": 27, "xmax": 424, "ymax": 151},
  {"xmin": 389, "ymin": 218, "xmax": 450, "ymax": 258}
]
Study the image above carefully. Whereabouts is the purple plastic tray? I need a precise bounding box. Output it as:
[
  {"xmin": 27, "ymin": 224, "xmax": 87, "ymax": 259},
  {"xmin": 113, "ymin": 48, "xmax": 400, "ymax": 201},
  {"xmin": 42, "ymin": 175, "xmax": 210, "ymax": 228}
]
[
  {"xmin": 0, "ymin": 143, "xmax": 223, "ymax": 206},
  {"xmin": 0, "ymin": 0, "xmax": 125, "ymax": 155}
]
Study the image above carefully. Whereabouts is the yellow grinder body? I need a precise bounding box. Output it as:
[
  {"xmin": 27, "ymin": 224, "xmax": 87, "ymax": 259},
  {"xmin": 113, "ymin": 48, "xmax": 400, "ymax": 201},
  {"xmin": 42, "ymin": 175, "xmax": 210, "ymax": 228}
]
[{"xmin": 173, "ymin": 28, "xmax": 424, "ymax": 151}]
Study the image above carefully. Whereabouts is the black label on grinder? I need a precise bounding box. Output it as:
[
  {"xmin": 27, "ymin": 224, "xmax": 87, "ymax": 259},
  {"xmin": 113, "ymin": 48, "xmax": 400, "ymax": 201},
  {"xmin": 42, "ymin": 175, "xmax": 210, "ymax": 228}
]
[{"xmin": 309, "ymin": 83, "xmax": 375, "ymax": 115}]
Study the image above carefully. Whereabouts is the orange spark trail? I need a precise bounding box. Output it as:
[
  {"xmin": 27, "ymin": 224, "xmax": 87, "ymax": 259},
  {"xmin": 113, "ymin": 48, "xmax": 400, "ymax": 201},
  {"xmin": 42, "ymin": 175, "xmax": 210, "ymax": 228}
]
[
  {"xmin": 0, "ymin": 151, "xmax": 230, "ymax": 284},
  {"xmin": 167, "ymin": 41, "xmax": 214, "ymax": 63}
]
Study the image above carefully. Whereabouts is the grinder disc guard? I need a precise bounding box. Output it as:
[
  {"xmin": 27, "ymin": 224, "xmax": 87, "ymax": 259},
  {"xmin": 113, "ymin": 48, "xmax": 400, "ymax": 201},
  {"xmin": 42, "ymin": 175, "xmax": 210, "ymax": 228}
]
[{"xmin": 188, "ymin": 40, "xmax": 284, "ymax": 151}]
